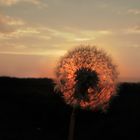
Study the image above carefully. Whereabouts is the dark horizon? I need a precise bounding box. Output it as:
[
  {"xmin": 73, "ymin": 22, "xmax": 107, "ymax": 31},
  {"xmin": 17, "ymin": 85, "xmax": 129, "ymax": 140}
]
[
  {"xmin": 0, "ymin": 76, "xmax": 140, "ymax": 140},
  {"xmin": 0, "ymin": 75, "xmax": 140, "ymax": 83}
]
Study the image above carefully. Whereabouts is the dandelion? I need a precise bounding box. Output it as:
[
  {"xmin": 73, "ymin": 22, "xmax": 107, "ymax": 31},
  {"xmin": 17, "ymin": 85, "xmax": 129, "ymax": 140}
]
[
  {"xmin": 55, "ymin": 45, "xmax": 118, "ymax": 110},
  {"xmin": 54, "ymin": 45, "xmax": 118, "ymax": 140}
]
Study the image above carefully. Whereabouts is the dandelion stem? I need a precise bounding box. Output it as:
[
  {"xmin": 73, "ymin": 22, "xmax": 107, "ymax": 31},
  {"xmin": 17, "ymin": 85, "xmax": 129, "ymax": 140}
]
[{"xmin": 68, "ymin": 107, "xmax": 76, "ymax": 140}]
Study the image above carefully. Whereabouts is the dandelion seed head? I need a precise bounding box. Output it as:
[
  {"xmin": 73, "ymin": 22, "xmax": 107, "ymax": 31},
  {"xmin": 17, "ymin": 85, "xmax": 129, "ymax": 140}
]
[{"xmin": 55, "ymin": 45, "xmax": 118, "ymax": 111}]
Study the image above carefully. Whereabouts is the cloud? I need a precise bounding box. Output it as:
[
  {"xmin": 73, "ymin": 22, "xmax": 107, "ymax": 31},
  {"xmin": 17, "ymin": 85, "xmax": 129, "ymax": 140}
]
[
  {"xmin": 0, "ymin": 13, "xmax": 25, "ymax": 26},
  {"xmin": 127, "ymin": 8, "xmax": 140, "ymax": 15},
  {"xmin": 0, "ymin": 49, "xmax": 66, "ymax": 56},
  {"xmin": 0, "ymin": 13, "xmax": 25, "ymax": 38},
  {"xmin": 40, "ymin": 27, "xmax": 112, "ymax": 42},
  {"xmin": 9, "ymin": 27, "xmax": 40, "ymax": 38},
  {"xmin": 0, "ymin": 27, "xmax": 40, "ymax": 39},
  {"xmin": 0, "ymin": 13, "xmax": 113, "ymax": 54},
  {"xmin": 124, "ymin": 25, "xmax": 140, "ymax": 34},
  {"xmin": 74, "ymin": 38, "xmax": 92, "ymax": 42},
  {"xmin": 0, "ymin": 0, "xmax": 18, "ymax": 6},
  {"xmin": 131, "ymin": 44, "xmax": 140, "ymax": 48},
  {"xmin": 43, "ymin": 28, "xmax": 78, "ymax": 41},
  {"xmin": 0, "ymin": 13, "xmax": 42, "ymax": 39},
  {"xmin": 0, "ymin": 0, "xmax": 47, "ymax": 8},
  {"xmin": 80, "ymin": 30, "xmax": 112, "ymax": 36}
]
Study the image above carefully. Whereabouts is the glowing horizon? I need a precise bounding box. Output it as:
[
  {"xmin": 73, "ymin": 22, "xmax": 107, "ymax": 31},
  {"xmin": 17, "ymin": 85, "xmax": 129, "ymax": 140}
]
[{"xmin": 0, "ymin": 0, "xmax": 140, "ymax": 82}]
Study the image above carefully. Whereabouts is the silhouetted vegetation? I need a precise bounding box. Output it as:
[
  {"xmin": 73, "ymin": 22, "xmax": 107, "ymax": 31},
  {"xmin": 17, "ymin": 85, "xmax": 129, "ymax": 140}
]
[{"xmin": 0, "ymin": 77, "xmax": 140, "ymax": 140}]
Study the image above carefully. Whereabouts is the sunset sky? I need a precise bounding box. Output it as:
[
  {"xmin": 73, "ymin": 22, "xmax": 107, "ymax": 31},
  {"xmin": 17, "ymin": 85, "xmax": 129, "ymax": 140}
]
[{"xmin": 0, "ymin": 0, "xmax": 140, "ymax": 82}]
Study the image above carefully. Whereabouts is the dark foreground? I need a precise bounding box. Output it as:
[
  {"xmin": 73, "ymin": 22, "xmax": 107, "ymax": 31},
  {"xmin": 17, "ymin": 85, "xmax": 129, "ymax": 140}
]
[{"xmin": 0, "ymin": 77, "xmax": 140, "ymax": 140}]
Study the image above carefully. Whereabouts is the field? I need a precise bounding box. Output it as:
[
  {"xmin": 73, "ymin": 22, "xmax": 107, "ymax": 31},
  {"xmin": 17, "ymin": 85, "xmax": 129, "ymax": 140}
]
[{"xmin": 0, "ymin": 77, "xmax": 140, "ymax": 140}]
